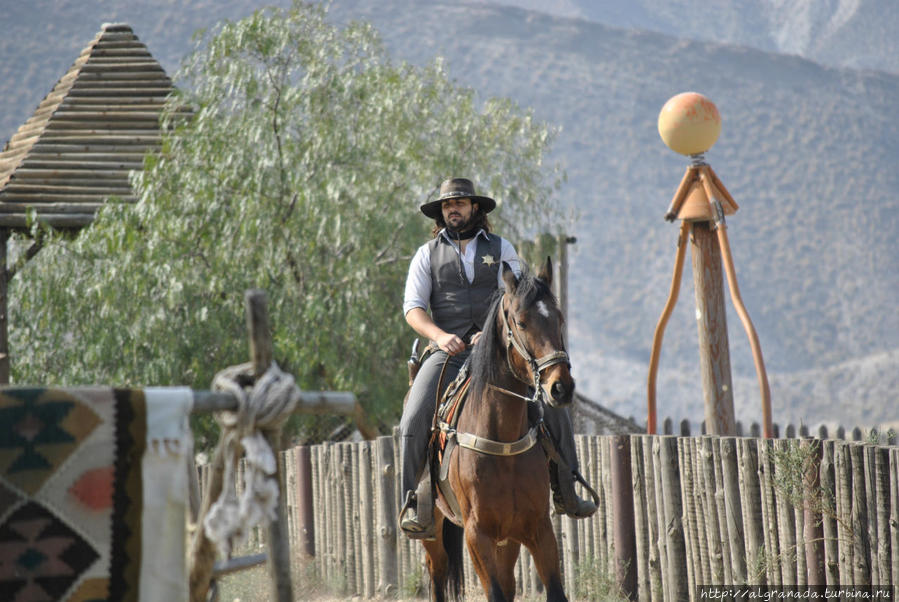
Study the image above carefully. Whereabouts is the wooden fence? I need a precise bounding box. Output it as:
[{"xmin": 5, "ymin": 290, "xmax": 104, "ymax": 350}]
[{"xmin": 203, "ymin": 429, "xmax": 899, "ymax": 600}]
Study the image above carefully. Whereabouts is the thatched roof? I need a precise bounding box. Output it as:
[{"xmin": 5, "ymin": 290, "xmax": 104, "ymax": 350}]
[{"xmin": 0, "ymin": 23, "xmax": 176, "ymax": 229}]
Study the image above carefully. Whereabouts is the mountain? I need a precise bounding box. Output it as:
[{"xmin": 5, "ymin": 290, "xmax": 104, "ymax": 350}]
[
  {"xmin": 325, "ymin": 0, "xmax": 899, "ymax": 428},
  {"xmin": 489, "ymin": 0, "xmax": 899, "ymax": 74},
  {"xmin": 1, "ymin": 0, "xmax": 897, "ymax": 429}
]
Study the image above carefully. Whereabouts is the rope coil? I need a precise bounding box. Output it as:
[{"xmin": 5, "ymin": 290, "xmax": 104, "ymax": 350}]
[{"xmin": 202, "ymin": 361, "xmax": 301, "ymax": 558}]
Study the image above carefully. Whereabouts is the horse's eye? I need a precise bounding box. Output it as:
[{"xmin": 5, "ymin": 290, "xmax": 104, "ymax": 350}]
[{"xmin": 517, "ymin": 320, "xmax": 527, "ymax": 329}]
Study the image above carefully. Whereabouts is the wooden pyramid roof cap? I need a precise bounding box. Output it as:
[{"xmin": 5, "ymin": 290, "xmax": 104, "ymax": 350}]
[{"xmin": 0, "ymin": 22, "xmax": 179, "ymax": 229}]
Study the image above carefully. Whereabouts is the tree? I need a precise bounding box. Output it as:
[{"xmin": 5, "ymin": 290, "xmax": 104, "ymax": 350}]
[{"xmin": 10, "ymin": 1, "xmax": 562, "ymax": 442}]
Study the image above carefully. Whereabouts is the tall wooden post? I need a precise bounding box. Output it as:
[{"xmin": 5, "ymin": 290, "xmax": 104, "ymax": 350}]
[
  {"xmin": 0, "ymin": 229, "xmax": 8, "ymax": 384},
  {"xmin": 557, "ymin": 234, "xmax": 575, "ymax": 347},
  {"xmin": 690, "ymin": 222, "xmax": 736, "ymax": 434},
  {"xmin": 246, "ymin": 289, "xmax": 294, "ymax": 602}
]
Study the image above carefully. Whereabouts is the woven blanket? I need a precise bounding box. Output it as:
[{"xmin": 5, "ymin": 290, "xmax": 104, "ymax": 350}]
[{"xmin": 0, "ymin": 387, "xmax": 193, "ymax": 602}]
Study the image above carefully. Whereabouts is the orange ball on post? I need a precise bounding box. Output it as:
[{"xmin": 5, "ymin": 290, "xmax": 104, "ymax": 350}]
[{"xmin": 658, "ymin": 92, "xmax": 721, "ymax": 156}]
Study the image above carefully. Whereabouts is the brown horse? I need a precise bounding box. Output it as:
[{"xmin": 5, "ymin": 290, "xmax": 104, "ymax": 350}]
[{"xmin": 423, "ymin": 257, "xmax": 572, "ymax": 602}]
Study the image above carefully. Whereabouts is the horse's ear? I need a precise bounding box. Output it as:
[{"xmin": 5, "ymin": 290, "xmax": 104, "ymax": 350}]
[
  {"xmin": 501, "ymin": 261, "xmax": 518, "ymax": 292},
  {"xmin": 538, "ymin": 256, "xmax": 553, "ymax": 287}
]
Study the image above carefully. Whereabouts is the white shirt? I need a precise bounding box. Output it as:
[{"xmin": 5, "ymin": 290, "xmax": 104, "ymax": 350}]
[{"xmin": 403, "ymin": 228, "xmax": 522, "ymax": 316}]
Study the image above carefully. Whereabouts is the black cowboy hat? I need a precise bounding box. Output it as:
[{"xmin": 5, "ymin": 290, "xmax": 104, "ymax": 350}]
[{"xmin": 420, "ymin": 177, "xmax": 497, "ymax": 219}]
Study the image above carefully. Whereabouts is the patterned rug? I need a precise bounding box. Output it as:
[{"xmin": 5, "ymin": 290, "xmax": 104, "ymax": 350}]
[{"xmin": 0, "ymin": 387, "xmax": 192, "ymax": 602}]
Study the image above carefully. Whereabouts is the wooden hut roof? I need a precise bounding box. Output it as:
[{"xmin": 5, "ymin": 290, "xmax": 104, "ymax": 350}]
[{"xmin": 0, "ymin": 23, "xmax": 177, "ymax": 229}]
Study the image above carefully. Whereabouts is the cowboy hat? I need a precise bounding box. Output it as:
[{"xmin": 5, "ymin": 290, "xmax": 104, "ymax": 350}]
[{"xmin": 420, "ymin": 177, "xmax": 496, "ymax": 219}]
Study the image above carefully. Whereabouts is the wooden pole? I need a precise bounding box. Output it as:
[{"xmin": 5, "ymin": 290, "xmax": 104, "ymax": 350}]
[
  {"xmin": 890, "ymin": 448, "xmax": 899, "ymax": 587},
  {"xmin": 774, "ymin": 440, "xmax": 797, "ymax": 584},
  {"xmin": 801, "ymin": 438, "xmax": 825, "ymax": 585},
  {"xmin": 610, "ymin": 435, "xmax": 637, "ymax": 599},
  {"xmin": 659, "ymin": 436, "xmax": 688, "ymax": 601},
  {"xmin": 630, "ymin": 436, "xmax": 651, "ymax": 601},
  {"xmin": 0, "ymin": 229, "xmax": 9, "ymax": 384},
  {"xmin": 849, "ymin": 443, "xmax": 871, "ymax": 585},
  {"xmin": 640, "ymin": 436, "xmax": 662, "ymax": 602},
  {"xmin": 689, "ymin": 222, "xmax": 736, "ymax": 435},
  {"xmin": 679, "ymin": 438, "xmax": 703, "ymax": 588},
  {"xmin": 374, "ymin": 436, "xmax": 398, "ymax": 597},
  {"xmin": 700, "ymin": 437, "xmax": 726, "ymax": 583},
  {"xmin": 737, "ymin": 438, "xmax": 764, "ymax": 582},
  {"xmin": 757, "ymin": 438, "xmax": 781, "ymax": 584},
  {"xmin": 558, "ymin": 234, "xmax": 575, "ymax": 346},
  {"xmin": 872, "ymin": 446, "xmax": 890, "ymax": 586},
  {"xmin": 720, "ymin": 438, "xmax": 746, "ymax": 583},
  {"xmin": 819, "ymin": 440, "xmax": 840, "ymax": 585},
  {"xmin": 245, "ymin": 289, "xmax": 294, "ymax": 602},
  {"xmin": 650, "ymin": 437, "xmax": 669, "ymax": 598},
  {"xmin": 295, "ymin": 446, "xmax": 315, "ymax": 558}
]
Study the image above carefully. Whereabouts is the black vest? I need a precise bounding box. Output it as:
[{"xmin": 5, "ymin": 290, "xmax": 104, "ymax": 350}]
[{"xmin": 428, "ymin": 232, "xmax": 503, "ymax": 340}]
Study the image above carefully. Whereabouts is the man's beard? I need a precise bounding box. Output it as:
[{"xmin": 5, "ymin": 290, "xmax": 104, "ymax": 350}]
[{"xmin": 445, "ymin": 214, "xmax": 471, "ymax": 233}]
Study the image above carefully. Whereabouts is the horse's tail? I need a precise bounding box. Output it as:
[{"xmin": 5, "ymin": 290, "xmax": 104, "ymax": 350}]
[{"xmin": 443, "ymin": 520, "xmax": 464, "ymax": 601}]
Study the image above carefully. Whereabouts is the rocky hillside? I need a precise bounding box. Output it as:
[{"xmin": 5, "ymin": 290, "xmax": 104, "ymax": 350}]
[
  {"xmin": 491, "ymin": 0, "xmax": 899, "ymax": 73},
  {"xmin": 2, "ymin": 0, "xmax": 896, "ymax": 428}
]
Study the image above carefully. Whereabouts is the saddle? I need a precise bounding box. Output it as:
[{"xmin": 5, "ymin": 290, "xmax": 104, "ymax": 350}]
[{"xmin": 418, "ymin": 357, "xmax": 472, "ymax": 526}]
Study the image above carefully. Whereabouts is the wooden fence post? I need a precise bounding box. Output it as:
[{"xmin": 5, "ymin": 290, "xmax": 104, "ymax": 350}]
[
  {"xmin": 611, "ymin": 435, "xmax": 637, "ymax": 599},
  {"xmin": 835, "ymin": 441, "xmax": 854, "ymax": 584},
  {"xmin": 700, "ymin": 437, "xmax": 726, "ymax": 583},
  {"xmin": 711, "ymin": 438, "xmax": 734, "ymax": 583},
  {"xmin": 849, "ymin": 443, "xmax": 871, "ymax": 585},
  {"xmin": 890, "ymin": 447, "xmax": 899, "ymax": 586},
  {"xmin": 241, "ymin": 290, "xmax": 293, "ymax": 602},
  {"xmin": 641, "ymin": 435, "xmax": 663, "ymax": 602},
  {"xmin": 774, "ymin": 439, "xmax": 797, "ymax": 584},
  {"xmin": 659, "ymin": 436, "xmax": 688, "ymax": 600},
  {"xmin": 737, "ymin": 438, "xmax": 763, "ymax": 583},
  {"xmin": 358, "ymin": 441, "xmax": 375, "ymax": 597},
  {"xmin": 630, "ymin": 435, "xmax": 651, "ymax": 600},
  {"xmin": 719, "ymin": 437, "xmax": 746, "ymax": 583},
  {"xmin": 871, "ymin": 445, "xmax": 891, "ymax": 586},
  {"xmin": 756, "ymin": 438, "xmax": 780, "ymax": 584},
  {"xmin": 819, "ymin": 440, "xmax": 839, "ymax": 585},
  {"xmin": 801, "ymin": 438, "xmax": 824, "ymax": 585},
  {"xmin": 375, "ymin": 435, "xmax": 398, "ymax": 596},
  {"xmin": 296, "ymin": 446, "xmax": 315, "ymax": 558},
  {"xmin": 651, "ymin": 436, "xmax": 669, "ymax": 599}
]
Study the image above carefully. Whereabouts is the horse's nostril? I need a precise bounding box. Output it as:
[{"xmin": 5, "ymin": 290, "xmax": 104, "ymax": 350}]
[{"xmin": 551, "ymin": 382, "xmax": 567, "ymax": 399}]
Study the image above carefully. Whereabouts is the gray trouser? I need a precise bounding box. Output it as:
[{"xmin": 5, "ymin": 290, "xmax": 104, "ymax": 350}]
[{"xmin": 399, "ymin": 348, "xmax": 580, "ymax": 497}]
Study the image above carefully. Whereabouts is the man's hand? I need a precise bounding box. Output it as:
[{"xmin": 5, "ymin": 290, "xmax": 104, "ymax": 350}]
[
  {"xmin": 470, "ymin": 331, "xmax": 483, "ymax": 346},
  {"xmin": 436, "ymin": 332, "xmax": 465, "ymax": 356}
]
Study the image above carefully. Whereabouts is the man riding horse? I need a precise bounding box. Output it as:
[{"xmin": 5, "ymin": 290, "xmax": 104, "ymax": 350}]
[{"xmin": 399, "ymin": 177, "xmax": 596, "ymax": 539}]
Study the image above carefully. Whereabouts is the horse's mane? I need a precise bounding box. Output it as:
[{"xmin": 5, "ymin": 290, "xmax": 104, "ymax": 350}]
[{"xmin": 468, "ymin": 266, "xmax": 558, "ymax": 402}]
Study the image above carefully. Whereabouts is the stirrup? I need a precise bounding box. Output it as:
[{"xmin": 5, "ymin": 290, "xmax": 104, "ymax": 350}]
[
  {"xmin": 399, "ymin": 491, "xmax": 436, "ymax": 540},
  {"xmin": 553, "ymin": 470, "xmax": 598, "ymax": 519}
]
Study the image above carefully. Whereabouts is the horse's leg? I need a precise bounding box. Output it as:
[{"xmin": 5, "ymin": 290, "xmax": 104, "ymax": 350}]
[
  {"xmin": 523, "ymin": 516, "xmax": 568, "ymax": 602},
  {"xmin": 422, "ymin": 513, "xmax": 447, "ymax": 602},
  {"xmin": 465, "ymin": 527, "xmax": 507, "ymax": 602},
  {"xmin": 496, "ymin": 540, "xmax": 521, "ymax": 601}
]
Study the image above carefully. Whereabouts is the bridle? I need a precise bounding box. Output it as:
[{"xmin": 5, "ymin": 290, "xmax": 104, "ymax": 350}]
[
  {"xmin": 438, "ymin": 289, "xmax": 572, "ymax": 461},
  {"xmin": 492, "ymin": 292, "xmax": 570, "ymax": 405}
]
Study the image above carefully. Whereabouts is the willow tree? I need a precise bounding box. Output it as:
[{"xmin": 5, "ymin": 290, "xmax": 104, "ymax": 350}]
[{"xmin": 10, "ymin": 1, "xmax": 561, "ymax": 440}]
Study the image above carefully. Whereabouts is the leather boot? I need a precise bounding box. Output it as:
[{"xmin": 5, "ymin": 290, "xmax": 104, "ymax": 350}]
[
  {"xmin": 399, "ymin": 491, "xmax": 436, "ymax": 539},
  {"xmin": 550, "ymin": 461, "xmax": 597, "ymax": 518}
]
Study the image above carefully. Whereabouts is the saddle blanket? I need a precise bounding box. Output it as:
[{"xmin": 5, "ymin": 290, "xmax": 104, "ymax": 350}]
[{"xmin": 0, "ymin": 387, "xmax": 193, "ymax": 602}]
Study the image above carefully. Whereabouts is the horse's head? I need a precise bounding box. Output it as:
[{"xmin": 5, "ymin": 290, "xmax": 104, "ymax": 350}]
[{"xmin": 499, "ymin": 257, "xmax": 575, "ymax": 407}]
